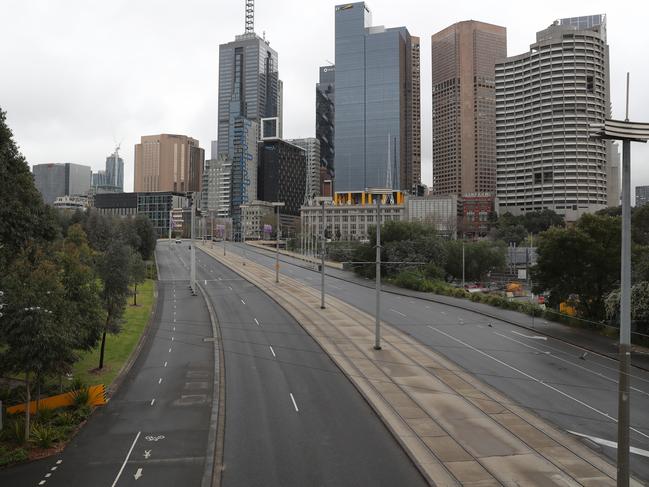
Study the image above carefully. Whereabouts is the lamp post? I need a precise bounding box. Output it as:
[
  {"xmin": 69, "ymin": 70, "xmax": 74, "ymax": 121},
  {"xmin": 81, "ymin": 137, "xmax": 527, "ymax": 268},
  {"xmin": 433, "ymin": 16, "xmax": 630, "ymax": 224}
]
[
  {"xmin": 318, "ymin": 198, "xmax": 327, "ymax": 309},
  {"xmin": 189, "ymin": 193, "xmax": 196, "ymax": 295},
  {"xmin": 590, "ymin": 74, "xmax": 649, "ymax": 487},
  {"xmin": 272, "ymin": 202, "xmax": 285, "ymax": 283},
  {"xmin": 367, "ymin": 188, "xmax": 393, "ymax": 351}
]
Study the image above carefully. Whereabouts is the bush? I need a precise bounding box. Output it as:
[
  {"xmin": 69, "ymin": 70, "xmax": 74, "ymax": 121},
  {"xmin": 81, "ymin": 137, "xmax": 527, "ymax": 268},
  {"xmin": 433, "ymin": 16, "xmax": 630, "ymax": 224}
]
[
  {"xmin": 69, "ymin": 387, "xmax": 90, "ymax": 408},
  {"xmin": 0, "ymin": 446, "xmax": 28, "ymax": 467},
  {"xmin": 3, "ymin": 416, "xmax": 26, "ymax": 444},
  {"xmin": 53, "ymin": 410, "xmax": 77, "ymax": 428},
  {"xmin": 73, "ymin": 404, "xmax": 92, "ymax": 421},
  {"xmin": 35, "ymin": 407, "xmax": 57, "ymax": 425},
  {"xmin": 30, "ymin": 423, "xmax": 58, "ymax": 449}
]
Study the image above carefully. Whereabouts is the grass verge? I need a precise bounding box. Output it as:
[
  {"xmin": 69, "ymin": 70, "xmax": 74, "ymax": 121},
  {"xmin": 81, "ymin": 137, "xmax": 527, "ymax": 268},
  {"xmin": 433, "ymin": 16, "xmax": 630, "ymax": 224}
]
[{"xmin": 71, "ymin": 279, "xmax": 155, "ymax": 387}]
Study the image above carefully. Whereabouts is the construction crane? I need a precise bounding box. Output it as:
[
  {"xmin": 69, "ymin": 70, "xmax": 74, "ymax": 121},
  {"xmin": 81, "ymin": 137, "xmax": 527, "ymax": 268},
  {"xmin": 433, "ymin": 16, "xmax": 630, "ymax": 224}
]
[{"xmin": 245, "ymin": 0, "xmax": 254, "ymax": 34}]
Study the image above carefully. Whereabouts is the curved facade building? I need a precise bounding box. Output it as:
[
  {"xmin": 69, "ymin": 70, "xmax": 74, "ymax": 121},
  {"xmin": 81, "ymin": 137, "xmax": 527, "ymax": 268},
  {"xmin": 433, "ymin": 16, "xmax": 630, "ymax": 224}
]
[{"xmin": 495, "ymin": 15, "xmax": 610, "ymax": 221}]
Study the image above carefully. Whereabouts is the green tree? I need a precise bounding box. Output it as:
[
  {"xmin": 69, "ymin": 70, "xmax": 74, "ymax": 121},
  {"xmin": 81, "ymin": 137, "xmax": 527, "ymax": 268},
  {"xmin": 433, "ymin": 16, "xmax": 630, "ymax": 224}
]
[
  {"xmin": 96, "ymin": 241, "xmax": 131, "ymax": 369},
  {"xmin": 0, "ymin": 246, "xmax": 76, "ymax": 443},
  {"xmin": 532, "ymin": 213, "xmax": 621, "ymax": 320},
  {"xmin": 520, "ymin": 209, "xmax": 564, "ymax": 234},
  {"xmin": 133, "ymin": 214, "xmax": 157, "ymax": 260},
  {"xmin": 632, "ymin": 204, "xmax": 649, "ymax": 246},
  {"xmin": 0, "ymin": 108, "xmax": 58, "ymax": 268},
  {"xmin": 444, "ymin": 240, "xmax": 506, "ymax": 282},
  {"xmin": 605, "ymin": 281, "xmax": 649, "ymax": 332},
  {"xmin": 57, "ymin": 224, "xmax": 104, "ymax": 352},
  {"xmin": 128, "ymin": 248, "xmax": 147, "ymax": 306},
  {"xmin": 84, "ymin": 210, "xmax": 114, "ymax": 252}
]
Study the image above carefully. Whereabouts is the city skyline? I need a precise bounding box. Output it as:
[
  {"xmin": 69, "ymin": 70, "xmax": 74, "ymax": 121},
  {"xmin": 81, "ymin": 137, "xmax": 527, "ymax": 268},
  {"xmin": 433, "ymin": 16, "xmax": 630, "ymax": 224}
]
[{"xmin": 2, "ymin": 0, "xmax": 648, "ymax": 202}]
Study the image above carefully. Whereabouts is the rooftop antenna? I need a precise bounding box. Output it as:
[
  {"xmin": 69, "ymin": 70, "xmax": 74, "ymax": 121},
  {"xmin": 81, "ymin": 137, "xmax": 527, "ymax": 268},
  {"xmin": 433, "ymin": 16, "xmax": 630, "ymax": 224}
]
[{"xmin": 245, "ymin": 0, "xmax": 254, "ymax": 34}]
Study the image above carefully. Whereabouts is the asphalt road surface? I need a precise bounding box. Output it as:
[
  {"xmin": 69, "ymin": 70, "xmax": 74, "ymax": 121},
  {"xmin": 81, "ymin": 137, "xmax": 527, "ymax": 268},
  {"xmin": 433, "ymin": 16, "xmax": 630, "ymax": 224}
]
[
  {"xmin": 224, "ymin": 241, "xmax": 649, "ymax": 483},
  {"xmin": 0, "ymin": 242, "xmax": 215, "ymax": 487},
  {"xmin": 177, "ymin": 241, "xmax": 427, "ymax": 487}
]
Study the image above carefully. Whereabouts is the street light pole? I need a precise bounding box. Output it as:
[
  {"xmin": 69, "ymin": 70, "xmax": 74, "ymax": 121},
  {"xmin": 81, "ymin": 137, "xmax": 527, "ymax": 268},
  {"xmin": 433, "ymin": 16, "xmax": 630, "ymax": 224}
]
[
  {"xmin": 272, "ymin": 202, "xmax": 285, "ymax": 283},
  {"xmin": 462, "ymin": 239, "xmax": 465, "ymax": 288},
  {"xmin": 589, "ymin": 75, "xmax": 649, "ymax": 487},
  {"xmin": 190, "ymin": 195, "xmax": 196, "ymax": 295},
  {"xmin": 374, "ymin": 193, "xmax": 382, "ymax": 350},
  {"xmin": 320, "ymin": 199, "xmax": 326, "ymax": 309}
]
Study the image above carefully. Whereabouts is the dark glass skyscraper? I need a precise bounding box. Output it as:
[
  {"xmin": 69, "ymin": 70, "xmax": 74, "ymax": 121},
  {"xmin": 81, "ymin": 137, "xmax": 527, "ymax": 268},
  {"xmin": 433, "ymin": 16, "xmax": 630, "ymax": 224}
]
[
  {"xmin": 217, "ymin": 33, "xmax": 282, "ymax": 157},
  {"xmin": 334, "ymin": 2, "xmax": 419, "ymax": 193},
  {"xmin": 316, "ymin": 65, "xmax": 335, "ymax": 182}
]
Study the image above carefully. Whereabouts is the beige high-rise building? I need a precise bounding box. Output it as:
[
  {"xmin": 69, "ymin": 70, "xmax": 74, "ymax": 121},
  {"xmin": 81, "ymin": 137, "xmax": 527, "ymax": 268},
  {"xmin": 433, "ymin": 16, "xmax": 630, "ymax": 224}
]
[
  {"xmin": 431, "ymin": 21, "xmax": 506, "ymax": 196},
  {"xmin": 134, "ymin": 134, "xmax": 204, "ymax": 193}
]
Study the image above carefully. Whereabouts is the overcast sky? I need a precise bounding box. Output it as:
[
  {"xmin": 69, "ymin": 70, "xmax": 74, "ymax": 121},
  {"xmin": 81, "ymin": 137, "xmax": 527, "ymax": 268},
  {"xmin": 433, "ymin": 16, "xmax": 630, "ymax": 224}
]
[{"xmin": 2, "ymin": 0, "xmax": 648, "ymax": 201}]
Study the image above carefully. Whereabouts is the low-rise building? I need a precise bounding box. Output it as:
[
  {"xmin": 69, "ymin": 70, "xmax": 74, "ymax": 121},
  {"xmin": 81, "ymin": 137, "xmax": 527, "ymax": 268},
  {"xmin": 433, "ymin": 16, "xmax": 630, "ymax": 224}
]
[
  {"xmin": 93, "ymin": 191, "xmax": 190, "ymax": 237},
  {"xmin": 52, "ymin": 195, "xmax": 89, "ymax": 211},
  {"xmin": 301, "ymin": 197, "xmax": 405, "ymax": 243},
  {"xmin": 406, "ymin": 195, "xmax": 458, "ymax": 237},
  {"xmin": 241, "ymin": 201, "xmax": 275, "ymax": 240}
]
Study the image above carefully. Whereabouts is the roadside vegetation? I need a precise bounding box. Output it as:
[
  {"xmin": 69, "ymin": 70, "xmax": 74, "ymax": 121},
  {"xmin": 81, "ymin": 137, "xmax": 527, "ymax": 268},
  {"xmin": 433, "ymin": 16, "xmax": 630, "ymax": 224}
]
[{"xmin": 0, "ymin": 108, "xmax": 157, "ymax": 467}]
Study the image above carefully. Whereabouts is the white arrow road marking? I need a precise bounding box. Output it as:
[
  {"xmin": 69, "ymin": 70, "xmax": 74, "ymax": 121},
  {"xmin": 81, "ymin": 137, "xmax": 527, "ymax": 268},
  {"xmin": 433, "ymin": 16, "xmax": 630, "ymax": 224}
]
[
  {"xmin": 111, "ymin": 431, "xmax": 141, "ymax": 487},
  {"xmin": 289, "ymin": 393, "xmax": 299, "ymax": 412},
  {"xmin": 511, "ymin": 330, "xmax": 547, "ymax": 340},
  {"xmin": 144, "ymin": 450, "xmax": 151, "ymax": 459},
  {"xmin": 134, "ymin": 468, "xmax": 143, "ymax": 480},
  {"xmin": 568, "ymin": 431, "xmax": 649, "ymax": 458}
]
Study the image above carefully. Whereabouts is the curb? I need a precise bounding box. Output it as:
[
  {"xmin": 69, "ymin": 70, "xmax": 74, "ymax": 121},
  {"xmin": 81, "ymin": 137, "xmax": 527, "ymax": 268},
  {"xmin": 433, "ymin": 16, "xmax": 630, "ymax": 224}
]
[
  {"xmin": 107, "ymin": 280, "xmax": 159, "ymax": 397},
  {"xmin": 240, "ymin": 243, "xmax": 649, "ymax": 373},
  {"xmin": 198, "ymin": 283, "xmax": 226, "ymax": 487}
]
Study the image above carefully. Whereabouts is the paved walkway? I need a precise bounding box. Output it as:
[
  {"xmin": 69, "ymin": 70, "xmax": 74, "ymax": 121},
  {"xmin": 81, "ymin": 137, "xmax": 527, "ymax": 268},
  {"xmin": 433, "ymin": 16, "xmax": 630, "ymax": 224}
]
[{"xmin": 200, "ymin": 243, "xmax": 641, "ymax": 487}]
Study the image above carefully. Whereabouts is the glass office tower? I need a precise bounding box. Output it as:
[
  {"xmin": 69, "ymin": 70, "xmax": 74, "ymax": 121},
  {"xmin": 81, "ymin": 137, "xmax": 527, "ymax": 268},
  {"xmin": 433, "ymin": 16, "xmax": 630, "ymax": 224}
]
[{"xmin": 334, "ymin": 2, "xmax": 419, "ymax": 193}]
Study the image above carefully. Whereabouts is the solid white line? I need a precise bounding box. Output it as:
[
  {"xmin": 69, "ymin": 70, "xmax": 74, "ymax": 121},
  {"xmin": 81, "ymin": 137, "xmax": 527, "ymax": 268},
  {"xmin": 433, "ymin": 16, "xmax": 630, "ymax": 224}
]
[
  {"xmin": 428, "ymin": 325, "xmax": 649, "ymax": 441},
  {"xmin": 494, "ymin": 332, "xmax": 649, "ymax": 398},
  {"xmin": 254, "ymin": 318, "xmax": 260, "ymax": 326},
  {"xmin": 269, "ymin": 346, "xmax": 276, "ymax": 358},
  {"xmin": 164, "ymin": 361, "xmax": 167, "ymax": 367},
  {"xmin": 289, "ymin": 393, "xmax": 299, "ymax": 412},
  {"xmin": 568, "ymin": 430, "xmax": 649, "ymax": 458},
  {"xmin": 241, "ymin": 299, "xmax": 246, "ymax": 305},
  {"xmin": 111, "ymin": 431, "xmax": 141, "ymax": 487},
  {"xmin": 150, "ymin": 399, "xmax": 155, "ymax": 406},
  {"xmin": 511, "ymin": 330, "xmax": 547, "ymax": 341},
  {"xmin": 158, "ymin": 378, "xmax": 162, "ymax": 384},
  {"xmin": 390, "ymin": 308, "xmax": 407, "ymax": 317}
]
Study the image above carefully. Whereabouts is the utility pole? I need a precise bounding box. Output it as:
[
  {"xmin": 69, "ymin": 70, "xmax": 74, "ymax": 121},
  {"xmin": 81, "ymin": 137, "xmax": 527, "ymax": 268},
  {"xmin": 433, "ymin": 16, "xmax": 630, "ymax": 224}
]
[
  {"xmin": 589, "ymin": 74, "xmax": 649, "ymax": 487},
  {"xmin": 462, "ymin": 238, "xmax": 465, "ymax": 288},
  {"xmin": 375, "ymin": 193, "xmax": 382, "ymax": 350},
  {"xmin": 272, "ymin": 202, "xmax": 285, "ymax": 283},
  {"xmin": 190, "ymin": 194, "xmax": 196, "ymax": 295},
  {"xmin": 320, "ymin": 198, "xmax": 326, "ymax": 309}
]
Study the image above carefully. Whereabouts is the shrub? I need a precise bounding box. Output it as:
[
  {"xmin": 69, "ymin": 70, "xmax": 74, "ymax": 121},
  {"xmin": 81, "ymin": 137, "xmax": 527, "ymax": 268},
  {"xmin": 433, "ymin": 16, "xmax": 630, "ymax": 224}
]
[
  {"xmin": 30, "ymin": 423, "xmax": 58, "ymax": 449},
  {"xmin": 69, "ymin": 387, "xmax": 90, "ymax": 408},
  {"xmin": 0, "ymin": 446, "xmax": 28, "ymax": 467},
  {"xmin": 35, "ymin": 407, "xmax": 57, "ymax": 425},
  {"xmin": 3, "ymin": 416, "xmax": 26, "ymax": 444},
  {"xmin": 53, "ymin": 411, "xmax": 77, "ymax": 428},
  {"xmin": 73, "ymin": 404, "xmax": 92, "ymax": 421}
]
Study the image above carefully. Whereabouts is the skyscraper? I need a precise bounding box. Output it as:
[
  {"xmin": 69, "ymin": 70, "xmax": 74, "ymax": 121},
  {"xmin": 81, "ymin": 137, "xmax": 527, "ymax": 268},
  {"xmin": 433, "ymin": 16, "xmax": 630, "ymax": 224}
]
[
  {"xmin": 33, "ymin": 163, "xmax": 92, "ymax": 204},
  {"xmin": 93, "ymin": 150, "xmax": 124, "ymax": 193},
  {"xmin": 431, "ymin": 21, "xmax": 506, "ymax": 197},
  {"xmin": 287, "ymin": 137, "xmax": 321, "ymax": 201},
  {"xmin": 636, "ymin": 186, "xmax": 649, "ymax": 208},
  {"xmin": 495, "ymin": 15, "xmax": 610, "ymax": 220},
  {"xmin": 334, "ymin": 2, "xmax": 419, "ymax": 193},
  {"xmin": 316, "ymin": 65, "xmax": 335, "ymax": 186},
  {"xmin": 133, "ymin": 134, "xmax": 204, "ymax": 194},
  {"xmin": 217, "ymin": 4, "xmax": 283, "ymax": 236}
]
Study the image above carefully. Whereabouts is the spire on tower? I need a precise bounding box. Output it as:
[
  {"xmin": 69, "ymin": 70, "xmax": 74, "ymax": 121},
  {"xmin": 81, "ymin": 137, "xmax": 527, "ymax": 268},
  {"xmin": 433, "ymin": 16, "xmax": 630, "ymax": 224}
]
[{"xmin": 245, "ymin": 0, "xmax": 254, "ymax": 34}]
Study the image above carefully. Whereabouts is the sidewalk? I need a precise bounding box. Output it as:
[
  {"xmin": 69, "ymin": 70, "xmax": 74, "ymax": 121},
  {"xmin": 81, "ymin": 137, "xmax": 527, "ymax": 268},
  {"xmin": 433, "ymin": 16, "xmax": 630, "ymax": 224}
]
[
  {"xmin": 243, "ymin": 243, "xmax": 649, "ymax": 372},
  {"xmin": 200, "ymin": 243, "xmax": 636, "ymax": 487}
]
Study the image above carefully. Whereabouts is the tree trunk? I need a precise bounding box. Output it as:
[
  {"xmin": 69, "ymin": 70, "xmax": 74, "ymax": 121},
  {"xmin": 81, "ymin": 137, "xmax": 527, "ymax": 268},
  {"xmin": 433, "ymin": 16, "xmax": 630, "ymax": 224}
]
[
  {"xmin": 36, "ymin": 374, "xmax": 41, "ymax": 416},
  {"xmin": 99, "ymin": 329, "xmax": 107, "ymax": 370},
  {"xmin": 24, "ymin": 372, "xmax": 30, "ymax": 445},
  {"xmin": 133, "ymin": 284, "xmax": 137, "ymax": 306}
]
